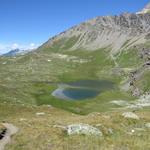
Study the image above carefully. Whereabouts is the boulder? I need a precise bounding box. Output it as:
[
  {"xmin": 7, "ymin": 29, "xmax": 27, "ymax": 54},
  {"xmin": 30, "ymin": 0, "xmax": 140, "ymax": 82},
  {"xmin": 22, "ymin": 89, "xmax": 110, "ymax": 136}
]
[
  {"xmin": 122, "ymin": 112, "xmax": 139, "ymax": 120},
  {"xmin": 67, "ymin": 124, "xmax": 102, "ymax": 136},
  {"xmin": 36, "ymin": 112, "xmax": 45, "ymax": 116},
  {"xmin": 110, "ymin": 100, "xmax": 129, "ymax": 106},
  {"xmin": 145, "ymin": 123, "xmax": 150, "ymax": 128}
]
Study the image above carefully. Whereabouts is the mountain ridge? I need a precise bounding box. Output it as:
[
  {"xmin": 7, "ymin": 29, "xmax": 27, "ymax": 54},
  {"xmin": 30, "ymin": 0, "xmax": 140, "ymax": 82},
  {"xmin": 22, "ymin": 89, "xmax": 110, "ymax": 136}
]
[{"xmin": 39, "ymin": 12, "xmax": 150, "ymax": 54}]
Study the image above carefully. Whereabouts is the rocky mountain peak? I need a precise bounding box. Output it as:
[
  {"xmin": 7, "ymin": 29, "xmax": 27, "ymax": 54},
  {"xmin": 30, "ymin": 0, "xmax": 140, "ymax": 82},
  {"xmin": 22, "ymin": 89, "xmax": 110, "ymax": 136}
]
[{"xmin": 137, "ymin": 2, "xmax": 150, "ymax": 14}]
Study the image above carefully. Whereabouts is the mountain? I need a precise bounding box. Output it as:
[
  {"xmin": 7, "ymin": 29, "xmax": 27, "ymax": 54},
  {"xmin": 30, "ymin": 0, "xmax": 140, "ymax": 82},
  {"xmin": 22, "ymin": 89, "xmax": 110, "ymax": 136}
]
[
  {"xmin": 39, "ymin": 10, "xmax": 150, "ymax": 54},
  {"xmin": 2, "ymin": 49, "xmax": 21, "ymax": 57},
  {"xmin": 2, "ymin": 48, "xmax": 34, "ymax": 57}
]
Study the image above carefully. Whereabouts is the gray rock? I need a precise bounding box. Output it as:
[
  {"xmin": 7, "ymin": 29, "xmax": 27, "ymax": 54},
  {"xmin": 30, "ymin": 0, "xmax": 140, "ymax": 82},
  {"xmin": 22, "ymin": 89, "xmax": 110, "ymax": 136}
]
[
  {"xmin": 110, "ymin": 100, "xmax": 129, "ymax": 106},
  {"xmin": 145, "ymin": 123, "xmax": 150, "ymax": 128},
  {"xmin": 132, "ymin": 88, "xmax": 141, "ymax": 97},
  {"xmin": 36, "ymin": 112, "xmax": 45, "ymax": 116},
  {"xmin": 108, "ymin": 128, "xmax": 113, "ymax": 134},
  {"xmin": 122, "ymin": 112, "xmax": 140, "ymax": 120},
  {"xmin": 67, "ymin": 124, "xmax": 103, "ymax": 136}
]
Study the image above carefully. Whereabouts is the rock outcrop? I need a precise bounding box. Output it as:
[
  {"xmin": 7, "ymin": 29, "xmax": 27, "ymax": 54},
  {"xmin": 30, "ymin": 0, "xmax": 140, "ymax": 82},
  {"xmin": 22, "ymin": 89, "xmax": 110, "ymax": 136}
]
[
  {"xmin": 145, "ymin": 123, "xmax": 150, "ymax": 128},
  {"xmin": 0, "ymin": 123, "xmax": 18, "ymax": 150},
  {"xmin": 67, "ymin": 124, "xmax": 102, "ymax": 136},
  {"xmin": 122, "ymin": 112, "xmax": 139, "ymax": 120}
]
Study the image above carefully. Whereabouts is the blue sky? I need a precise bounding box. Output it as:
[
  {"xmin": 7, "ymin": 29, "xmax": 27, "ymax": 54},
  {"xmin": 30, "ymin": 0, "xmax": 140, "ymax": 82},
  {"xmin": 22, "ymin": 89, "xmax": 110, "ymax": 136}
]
[{"xmin": 0, "ymin": 0, "xmax": 149, "ymax": 53}]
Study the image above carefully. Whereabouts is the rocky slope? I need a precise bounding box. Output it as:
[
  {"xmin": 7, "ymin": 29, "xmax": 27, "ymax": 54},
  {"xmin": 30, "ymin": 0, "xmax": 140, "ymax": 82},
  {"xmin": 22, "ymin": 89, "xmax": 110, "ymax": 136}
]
[{"xmin": 40, "ymin": 3, "xmax": 150, "ymax": 54}]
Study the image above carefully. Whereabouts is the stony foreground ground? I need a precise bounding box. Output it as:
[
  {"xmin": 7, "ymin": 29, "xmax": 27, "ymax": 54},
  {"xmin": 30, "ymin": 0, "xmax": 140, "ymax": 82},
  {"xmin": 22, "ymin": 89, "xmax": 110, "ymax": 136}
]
[{"xmin": 0, "ymin": 104, "xmax": 150, "ymax": 150}]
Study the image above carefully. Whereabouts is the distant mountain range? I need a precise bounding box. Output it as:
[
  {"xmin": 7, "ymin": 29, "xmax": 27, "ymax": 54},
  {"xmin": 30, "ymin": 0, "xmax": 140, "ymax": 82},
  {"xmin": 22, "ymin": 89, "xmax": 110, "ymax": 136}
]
[
  {"xmin": 2, "ymin": 49, "xmax": 21, "ymax": 57},
  {"xmin": 2, "ymin": 48, "xmax": 34, "ymax": 57}
]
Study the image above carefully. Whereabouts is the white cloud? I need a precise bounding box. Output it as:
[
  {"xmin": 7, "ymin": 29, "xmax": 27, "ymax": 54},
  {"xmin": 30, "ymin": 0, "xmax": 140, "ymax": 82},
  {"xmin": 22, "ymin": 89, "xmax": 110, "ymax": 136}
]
[
  {"xmin": 12, "ymin": 43, "xmax": 19, "ymax": 49},
  {"xmin": 28, "ymin": 43, "xmax": 38, "ymax": 50},
  {"xmin": 30, "ymin": 43, "xmax": 35, "ymax": 47},
  {"xmin": 0, "ymin": 42, "xmax": 40, "ymax": 54}
]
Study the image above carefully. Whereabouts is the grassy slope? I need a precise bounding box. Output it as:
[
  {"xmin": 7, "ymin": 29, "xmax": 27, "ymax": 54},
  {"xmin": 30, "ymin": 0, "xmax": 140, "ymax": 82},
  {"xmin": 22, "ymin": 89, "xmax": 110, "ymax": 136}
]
[
  {"xmin": 0, "ymin": 48, "xmax": 136, "ymax": 114},
  {"xmin": 1, "ymin": 40, "xmax": 149, "ymax": 112},
  {"xmin": 0, "ymin": 104, "xmax": 149, "ymax": 150},
  {"xmin": 136, "ymin": 70, "xmax": 150, "ymax": 92},
  {"xmin": 117, "ymin": 48, "xmax": 142, "ymax": 68}
]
